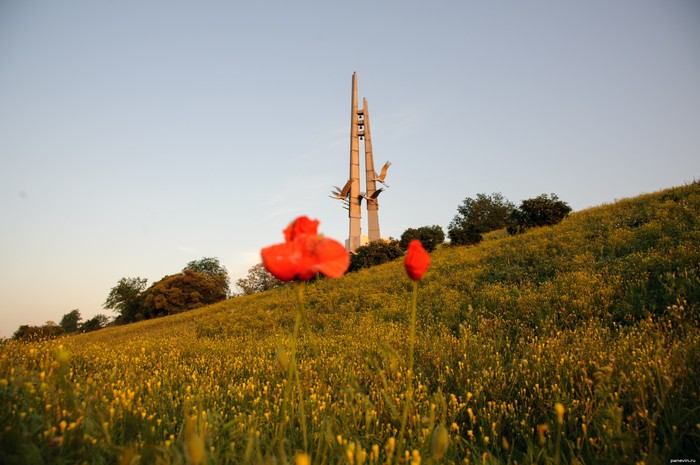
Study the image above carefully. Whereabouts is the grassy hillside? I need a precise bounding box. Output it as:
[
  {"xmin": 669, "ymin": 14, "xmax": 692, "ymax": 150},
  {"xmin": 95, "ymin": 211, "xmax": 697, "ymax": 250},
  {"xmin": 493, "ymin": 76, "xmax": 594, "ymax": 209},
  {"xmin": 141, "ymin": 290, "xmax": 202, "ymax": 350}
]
[{"xmin": 2, "ymin": 183, "xmax": 699, "ymax": 464}]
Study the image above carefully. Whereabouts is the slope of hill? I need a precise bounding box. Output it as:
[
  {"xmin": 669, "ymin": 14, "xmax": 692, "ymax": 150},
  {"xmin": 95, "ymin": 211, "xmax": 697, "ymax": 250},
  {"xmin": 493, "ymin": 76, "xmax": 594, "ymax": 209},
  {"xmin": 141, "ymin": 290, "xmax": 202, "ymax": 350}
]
[{"xmin": 2, "ymin": 182, "xmax": 699, "ymax": 464}]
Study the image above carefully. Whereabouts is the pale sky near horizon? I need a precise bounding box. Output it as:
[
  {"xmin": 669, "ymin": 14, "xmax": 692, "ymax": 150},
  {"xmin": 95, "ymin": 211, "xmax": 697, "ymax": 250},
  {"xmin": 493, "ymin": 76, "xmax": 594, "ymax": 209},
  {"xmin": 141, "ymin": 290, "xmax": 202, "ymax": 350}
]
[{"xmin": 1, "ymin": 1, "xmax": 699, "ymax": 337}]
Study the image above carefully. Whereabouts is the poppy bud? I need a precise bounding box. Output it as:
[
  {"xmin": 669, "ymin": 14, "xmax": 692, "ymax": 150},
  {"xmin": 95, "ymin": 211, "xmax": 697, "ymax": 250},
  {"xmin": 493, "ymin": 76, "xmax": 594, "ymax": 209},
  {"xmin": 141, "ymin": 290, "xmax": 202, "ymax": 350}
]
[{"xmin": 404, "ymin": 240, "xmax": 430, "ymax": 281}]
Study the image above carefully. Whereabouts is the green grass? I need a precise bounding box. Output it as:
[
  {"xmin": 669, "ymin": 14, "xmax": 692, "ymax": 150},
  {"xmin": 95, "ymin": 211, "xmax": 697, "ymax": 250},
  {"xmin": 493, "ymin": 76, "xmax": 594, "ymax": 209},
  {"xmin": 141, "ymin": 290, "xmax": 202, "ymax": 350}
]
[{"xmin": 2, "ymin": 182, "xmax": 700, "ymax": 464}]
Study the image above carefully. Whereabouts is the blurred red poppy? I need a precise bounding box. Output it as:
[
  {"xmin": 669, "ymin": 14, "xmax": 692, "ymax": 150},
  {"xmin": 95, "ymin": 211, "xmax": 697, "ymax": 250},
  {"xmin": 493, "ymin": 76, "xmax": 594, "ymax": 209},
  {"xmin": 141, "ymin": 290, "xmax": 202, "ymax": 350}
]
[
  {"xmin": 262, "ymin": 216, "xmax": 349, "ymax": 282},
  {"xmin": 283, "ymin": 216, "xmax": 319, "ymax": 242},
  {"xmin": 404, "ymin": 240, "xmax": 430, "ymax": 281}
]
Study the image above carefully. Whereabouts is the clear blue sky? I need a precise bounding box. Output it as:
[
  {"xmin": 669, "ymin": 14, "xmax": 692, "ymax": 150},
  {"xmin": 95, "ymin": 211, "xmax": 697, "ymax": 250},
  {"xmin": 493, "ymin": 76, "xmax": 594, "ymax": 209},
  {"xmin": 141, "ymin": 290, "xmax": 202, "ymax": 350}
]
[{"xmin": 1, "ymin": 1, "xmax": 698, "ymax": 337}]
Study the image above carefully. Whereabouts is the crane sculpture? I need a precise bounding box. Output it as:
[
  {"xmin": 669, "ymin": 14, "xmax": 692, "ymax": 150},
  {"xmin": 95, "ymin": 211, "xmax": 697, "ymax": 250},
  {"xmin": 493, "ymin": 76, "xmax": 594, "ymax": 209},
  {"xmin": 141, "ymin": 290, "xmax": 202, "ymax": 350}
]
[
  {"xmin": 370, "ymin": 161, "xmax": 391, "ymax": 187},
  {"xmin": 329, "ymin": 179, "xmax": 352, "ymax": 200},
  {"xmin": 330, "ymin": 72, "xmax": 391, "ymax": 252}
]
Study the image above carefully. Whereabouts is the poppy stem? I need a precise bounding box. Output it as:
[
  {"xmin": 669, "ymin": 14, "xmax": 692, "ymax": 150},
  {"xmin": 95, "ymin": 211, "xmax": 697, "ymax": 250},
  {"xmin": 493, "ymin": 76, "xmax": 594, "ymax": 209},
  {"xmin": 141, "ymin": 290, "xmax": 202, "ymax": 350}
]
[
  {"xmin": 291, "ymin": 281, "xmax": 308, "ymax": 452},
  {"xmin": 398, "ymin": 280, "xmax": 419, "ymax": 456},
  {"xmin": 409, "ymin": 280, "xmax": 418, "ymax": 370}
]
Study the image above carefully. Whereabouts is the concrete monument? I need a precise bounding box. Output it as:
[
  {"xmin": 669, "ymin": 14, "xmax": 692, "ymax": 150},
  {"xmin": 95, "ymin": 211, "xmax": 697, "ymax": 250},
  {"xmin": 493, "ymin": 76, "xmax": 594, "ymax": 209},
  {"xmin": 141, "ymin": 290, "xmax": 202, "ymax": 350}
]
[{"xmin": 330, "ymin": 72, "xmax": 390, "ymax": 252}]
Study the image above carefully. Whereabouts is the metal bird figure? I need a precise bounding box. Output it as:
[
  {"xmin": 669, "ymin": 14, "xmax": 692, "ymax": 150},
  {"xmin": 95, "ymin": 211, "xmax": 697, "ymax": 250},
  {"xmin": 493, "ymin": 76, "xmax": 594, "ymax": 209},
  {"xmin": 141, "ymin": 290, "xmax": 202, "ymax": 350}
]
[
  {"xmin": 370, "ymin": 161, "xmax": 391, "ymax": 187},
  {"xmin": 329, "ymin": 179, "xmax": 353, "ymax": 199},
  {"xmin": 359, "ymin": 188, "xmax": 385, "ymax": 204}
]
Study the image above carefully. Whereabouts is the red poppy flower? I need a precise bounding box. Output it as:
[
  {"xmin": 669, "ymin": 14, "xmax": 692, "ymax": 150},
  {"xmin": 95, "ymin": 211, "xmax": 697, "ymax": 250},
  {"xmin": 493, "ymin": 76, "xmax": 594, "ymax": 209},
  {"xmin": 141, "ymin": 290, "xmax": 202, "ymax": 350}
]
[
  {"xmin": 261, "ymin": 216, "xmax": 350, "ymax": 281},
  {"xmin": 283, "ymin": 216, "xmax": 319, "ymax": 242},
  {"xmin": 404, "ymin": 240, "xmax": 430, "ymax": 281}
]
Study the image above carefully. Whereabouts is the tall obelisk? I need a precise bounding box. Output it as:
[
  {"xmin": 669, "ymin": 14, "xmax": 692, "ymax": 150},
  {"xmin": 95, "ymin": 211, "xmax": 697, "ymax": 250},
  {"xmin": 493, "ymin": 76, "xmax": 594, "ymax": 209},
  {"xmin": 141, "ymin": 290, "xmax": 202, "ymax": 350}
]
[
  {"xmin": 348, "ymin": 72, "xmax": 362, "ymax": 252},
  {"xmin": 331, "ymin": 72, "xmax": 389, "ymax": 252},
  {"xmin": 362, "ymin": 97, "xmax": 381, "ymax": 242}
]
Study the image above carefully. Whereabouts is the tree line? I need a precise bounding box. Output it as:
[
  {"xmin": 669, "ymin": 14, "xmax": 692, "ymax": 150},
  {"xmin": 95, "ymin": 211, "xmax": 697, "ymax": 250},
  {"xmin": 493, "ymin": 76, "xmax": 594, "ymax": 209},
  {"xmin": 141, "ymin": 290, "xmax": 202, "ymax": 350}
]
[
  {"xmin": 8, "ymin": 193, "xmax": 570, "ymax": 338},
  {"xmin": 10, "ymin": 309, "xmax": 111, "ymax": 341},
  {"xmin": 236, "ymin": 192, "xmax": 572, "ymax": 294},
  {"xmin": 9, "ymin": 257, "xmax": 230, "ymax": 341},
  {"xmin": 103, "ymin": 257, "xmax": 230, "ymax": 324},
  {"xmin": 448, "ymin": 192, "xmax": 571, "ymax": 245}
]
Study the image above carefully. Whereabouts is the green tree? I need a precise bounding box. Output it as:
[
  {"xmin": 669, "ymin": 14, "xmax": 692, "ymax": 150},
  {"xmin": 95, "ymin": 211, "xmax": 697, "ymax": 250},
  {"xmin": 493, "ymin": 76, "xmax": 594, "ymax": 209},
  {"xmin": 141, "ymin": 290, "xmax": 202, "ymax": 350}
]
[
  {"xmin": 449, "ymin": 193, "xmax": 515, "ymax": 245},
  {"xmin": 103, "ymin": 277, "xmax": 148, "ymax": 324},
  {"xmin": 509, "ymin": 193, "xmax": 572, "ymax": 234},
  {"xmin": 236, "ymin": 263, "xmax": 284, "ymax": 295},
  {"xmin": 12, "ymin": 325, "xmax": 36, "ymax": 340},
  {"xmin": 142, "ymin": 269, "xmax": 228, "ymax": 317},
  {"xmin": 399, "ymin": 225, "xmax": 445, "ymax": 252},
  {"xmin": 349, "ymin": 239, "xmax": 403, "ymax": 272},
  {"xmin": 447, "ymin": 224, "xmax": 483, "ymax": 246},
  {"xmin": 184, "ymin": 257, "xmax": 230, "ymax": 296},
  {"xmin": 12, "ymin": 321, "xmax": 64, "ymax": 341},
  {"xmin": 59, "ymin": 309, "xmax": 82, "ymax": 333},
  {"xmin": 81, "ymin": 314, "xmax": 109, "ymax": 332}
]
